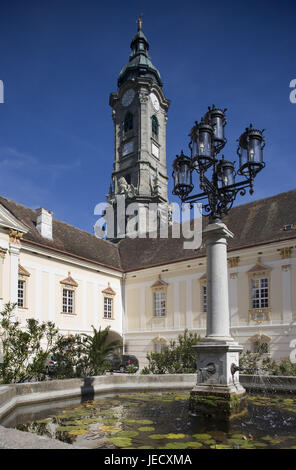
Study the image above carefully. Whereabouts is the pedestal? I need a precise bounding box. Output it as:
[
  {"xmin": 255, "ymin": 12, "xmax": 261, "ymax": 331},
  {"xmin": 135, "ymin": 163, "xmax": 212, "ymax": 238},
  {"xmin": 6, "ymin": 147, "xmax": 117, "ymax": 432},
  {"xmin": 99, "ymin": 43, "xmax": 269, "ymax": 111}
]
[
  {"xmin": 190, "ymin": 340, "xmax": 246, "ymax": 419},
  {"xmin": 190, "ymin": 222, "xmax": 246, "ymax": 419}
]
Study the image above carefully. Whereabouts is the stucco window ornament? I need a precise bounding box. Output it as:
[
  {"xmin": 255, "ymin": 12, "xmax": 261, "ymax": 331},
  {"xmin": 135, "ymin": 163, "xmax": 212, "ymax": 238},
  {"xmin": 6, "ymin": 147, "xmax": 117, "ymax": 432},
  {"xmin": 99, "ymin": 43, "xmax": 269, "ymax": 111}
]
[
  {"xmin": 18, "ymin": 264, "xmax": 30, "ymax": 309},
  {"xmin": 249, "ymin": 332, "xmax": 271, "ymax": 354},
  {"xmin": 152, "ymin": 334, "xmax": 167, "ymax": 353},
  {"xmin": 247, "ymin": 262, "xmax": 272, "ymax": 323},
  {"xmin": 102, "ymin": 283, "xmax": 116, "ymax": 320},
  {"xmin": 60, "ymin": 272, "xmax": 78, "ymax": 315},
  {"xmin": 151, "ymin": 276, "xmax": 168, "ymax": 317},
  {"xmin": 278, "ymin": 246, "xmax": 293, "ymax": 259},
  {"xmin": 198, "ymin": 273, "xmax": 207, "ymax": 314},
  {"xmin": 228, "ymin": 256, "xmax": 240, "ymax": 268}
]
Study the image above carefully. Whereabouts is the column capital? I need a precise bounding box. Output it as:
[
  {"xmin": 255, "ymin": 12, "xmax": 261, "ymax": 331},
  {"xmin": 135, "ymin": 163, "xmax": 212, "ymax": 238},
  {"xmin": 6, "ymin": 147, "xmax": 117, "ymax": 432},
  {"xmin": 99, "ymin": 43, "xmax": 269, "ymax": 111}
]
[
  {"xmin": 9, "ymin": 229, "xmax": 24, "ymax": 245},
  {"xmin": 203, "ymin": 222, "xmax": 234, "ymax": 243}
]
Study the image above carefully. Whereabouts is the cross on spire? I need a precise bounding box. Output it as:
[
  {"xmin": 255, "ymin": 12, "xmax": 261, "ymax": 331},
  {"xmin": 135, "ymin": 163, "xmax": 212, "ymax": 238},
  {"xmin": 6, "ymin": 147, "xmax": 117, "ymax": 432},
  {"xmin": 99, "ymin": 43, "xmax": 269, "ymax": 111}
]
[{"xmin": 137, "ymin": 13, "xmax": 143, "ymax": 31}]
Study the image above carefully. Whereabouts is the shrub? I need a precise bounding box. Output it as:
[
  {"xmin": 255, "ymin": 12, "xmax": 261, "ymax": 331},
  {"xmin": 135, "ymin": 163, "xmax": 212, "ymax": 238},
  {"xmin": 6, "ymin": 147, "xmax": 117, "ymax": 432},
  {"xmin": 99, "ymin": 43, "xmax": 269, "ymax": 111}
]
[
  {"xmin": 0, "ymin": 302, "xmax": 58, "ymax": 383},
  {"xmin": 141, "ymin": 329, "xmax": 200, "ymax": 374}
]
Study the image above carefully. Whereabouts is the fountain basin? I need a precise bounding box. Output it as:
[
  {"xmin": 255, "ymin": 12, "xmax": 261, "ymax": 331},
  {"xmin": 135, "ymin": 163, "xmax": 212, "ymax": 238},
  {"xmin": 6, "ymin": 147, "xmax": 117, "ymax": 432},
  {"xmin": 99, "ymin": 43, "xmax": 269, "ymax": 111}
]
[{"xmin": 0, "ymin": 374, "xmax": 296, "ymax": 449}]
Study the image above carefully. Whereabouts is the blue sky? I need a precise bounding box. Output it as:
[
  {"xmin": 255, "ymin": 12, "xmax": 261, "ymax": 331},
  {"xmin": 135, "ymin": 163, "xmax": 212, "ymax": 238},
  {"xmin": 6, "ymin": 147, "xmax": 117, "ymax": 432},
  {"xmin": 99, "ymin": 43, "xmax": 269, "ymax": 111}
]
[{"xmin": 0, "ymin": 0, "xmax": 295, "ymax": 233}]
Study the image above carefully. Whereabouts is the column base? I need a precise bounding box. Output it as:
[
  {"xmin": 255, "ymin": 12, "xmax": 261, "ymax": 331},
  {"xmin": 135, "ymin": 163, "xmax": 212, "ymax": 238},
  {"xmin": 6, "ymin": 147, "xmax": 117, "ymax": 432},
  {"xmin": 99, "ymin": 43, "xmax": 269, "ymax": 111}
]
[
  {"xmin": 190, "ymin": 339, "xmax": 247, "ymax": 420},
  {"xmin": 189, "ymin": 385, "xmax": 247, "ymax": 420}
]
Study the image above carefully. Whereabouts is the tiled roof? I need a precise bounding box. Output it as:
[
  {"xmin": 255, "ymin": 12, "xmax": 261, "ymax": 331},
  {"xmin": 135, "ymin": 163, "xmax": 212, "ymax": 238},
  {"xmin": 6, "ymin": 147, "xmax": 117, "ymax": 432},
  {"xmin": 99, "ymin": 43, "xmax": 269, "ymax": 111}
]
[
  {"xmin": 118, "ymin": 189, "xmax": 296, "ymax": 271},
  {"xmin": 0, "ymin": 196, "xmax": 122, "ymax": 271},
  {"xmin": 1, "ymin": 188, "xmax": 296, "ymax": 273}
]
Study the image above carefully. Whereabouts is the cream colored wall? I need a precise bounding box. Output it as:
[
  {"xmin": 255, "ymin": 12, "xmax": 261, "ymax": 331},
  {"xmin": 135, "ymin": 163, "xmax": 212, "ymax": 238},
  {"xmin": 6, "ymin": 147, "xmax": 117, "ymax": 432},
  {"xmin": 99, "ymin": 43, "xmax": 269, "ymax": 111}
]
[
  {"xmin": 125, "ymin": 241, "xmax": 296, "ymax": 367},
  {"xmin": 1, "ymin": 225, "xmax": 296, "ymax": 367},
  {"xmin": 0, "ymin": 229, "xmax": 9, "ymax": 306},
  {"xmin": 0, "ymin": 241, "xmax": 123, "ymax": 338}
]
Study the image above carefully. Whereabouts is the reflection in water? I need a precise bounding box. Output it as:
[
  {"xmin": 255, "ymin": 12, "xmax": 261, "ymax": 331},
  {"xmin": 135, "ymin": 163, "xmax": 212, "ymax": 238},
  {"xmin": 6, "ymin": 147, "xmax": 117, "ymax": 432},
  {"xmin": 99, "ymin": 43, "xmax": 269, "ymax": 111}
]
[
  {"xmin": 81, "ymin": 377, "xmax": 95, "ymax": 403},
  {"xmin": 1, "ymin": 391, "xmax": 296, "ymax": 449}
]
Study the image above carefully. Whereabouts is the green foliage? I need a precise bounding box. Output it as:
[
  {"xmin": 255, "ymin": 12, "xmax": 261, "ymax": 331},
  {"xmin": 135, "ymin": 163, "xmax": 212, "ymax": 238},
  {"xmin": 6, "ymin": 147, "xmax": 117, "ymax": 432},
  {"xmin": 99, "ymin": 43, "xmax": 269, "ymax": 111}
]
[
  {"xmin": 50, "ymin": 334, "xmax": 85, "ymax": 379},
  {"xmin": 0, "ymin": 303, "xmax": 122, "ymax": 383},
  {"xmin": 80, "ymin": 325, "xmax": 122, "ymax": 376},
  {"xmin": 0, "ymin": 302, "xmax": 58, "ymax": 383},
  {"xmin": 239, "ymin": 350, "xmax": 296, "ymax": 376},
  {"xmin": 141, "ymin": 329, "xmax": 200, "ymax": 374}
]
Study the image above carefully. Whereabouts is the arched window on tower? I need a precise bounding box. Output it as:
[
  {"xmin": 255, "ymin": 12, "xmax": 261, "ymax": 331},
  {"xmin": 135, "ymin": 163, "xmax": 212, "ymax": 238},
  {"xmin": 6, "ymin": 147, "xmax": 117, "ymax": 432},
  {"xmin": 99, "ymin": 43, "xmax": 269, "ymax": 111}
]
[
  {"xmin": 152, "ymin": 115, "xmax": 159, "ymax": 139},
  {"xmin": 124, "ymin": 112, "xmax": 133, "ymax": 133}
]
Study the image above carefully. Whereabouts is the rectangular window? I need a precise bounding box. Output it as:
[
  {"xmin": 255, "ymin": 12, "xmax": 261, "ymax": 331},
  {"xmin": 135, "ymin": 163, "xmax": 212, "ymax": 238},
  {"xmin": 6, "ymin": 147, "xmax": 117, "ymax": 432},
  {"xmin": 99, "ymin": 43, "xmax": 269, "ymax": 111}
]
[
  {"xmin": 253, "ymin": 342, "xmax": 269, "ymax": 354},
  {"xmin": 251, "ymin": 278, "xmax": 269, "ymax": 309},
  {"xmin": 18, "ymin": 280, "xmax": 25, "ymax": 308},
  {"xmin": 104, "ymin": 297, "xmax": 113, "ymax": 319},
  {"xmin": 153, "ymin": 291, "xmax": 166, "ymax": 317},
  {"xmin": 202, "ymin": 285, "xmax": 207, "ymax": 313},
  {"xmin": 62, "ymin": 288, "xmax": 74, "ymax": 314},
  {"xmin": 154, "ymin": 343, "xmax": 163, "ymax": 353}
]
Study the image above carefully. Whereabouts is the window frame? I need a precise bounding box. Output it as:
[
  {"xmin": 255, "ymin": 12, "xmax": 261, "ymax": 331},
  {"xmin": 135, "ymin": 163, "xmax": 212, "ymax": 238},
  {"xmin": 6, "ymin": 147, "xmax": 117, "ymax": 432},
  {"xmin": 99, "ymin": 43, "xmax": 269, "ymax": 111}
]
[
  {"xmin": 124, "ymin": 112, "xmax": 133, "ymax": 134},
  {"xmin": 199, "ymin": 274, "xmax": 207, "ymax": 314},
  {"xmin": 17, "ymin": 265, "xmax": 30, "ymax": 309},
  {"xmin": 102, "ymin": 283, "xmax": 116, "ymax": 320},
  {"xmin": 153, "ymin": 289, "xmax": 166, "ymax": 317},
  {"xmin": 151, "ymin": 115, "xmax": 159, "ymax": 139},
  {"xmin": 18, "ymin": 279, "xmax": 26, "ymax": 308},
  {"xmin": 62, "ymin": 287, "xmax": 75, "ymax": 314},
  {"xmin": 247, "ymin": 264, "xmax": 272, "ymax": 323},
  {"xmin": 103, "ymin": 295, "xmax": 114, "ymax": 320},
  {"xmin": 60, "ymin": 273, "xmax": 78, "ymax": 315}
]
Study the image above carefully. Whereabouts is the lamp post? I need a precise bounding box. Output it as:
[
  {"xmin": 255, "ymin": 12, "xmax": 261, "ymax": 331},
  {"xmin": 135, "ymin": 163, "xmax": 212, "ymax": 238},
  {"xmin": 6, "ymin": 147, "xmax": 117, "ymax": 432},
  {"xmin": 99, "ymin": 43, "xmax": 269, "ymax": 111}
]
[{"xmin": 172, "ymin": 105, "xmax": 266, "ymax": 419}]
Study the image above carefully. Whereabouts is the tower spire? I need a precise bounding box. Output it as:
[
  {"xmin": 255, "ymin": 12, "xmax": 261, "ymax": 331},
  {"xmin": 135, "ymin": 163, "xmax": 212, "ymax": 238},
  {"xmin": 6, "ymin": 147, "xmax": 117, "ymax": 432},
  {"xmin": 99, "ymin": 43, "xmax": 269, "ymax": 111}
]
[{"xmin": 117, "ymin": 18, "xmax": 162, "ymax": 87}]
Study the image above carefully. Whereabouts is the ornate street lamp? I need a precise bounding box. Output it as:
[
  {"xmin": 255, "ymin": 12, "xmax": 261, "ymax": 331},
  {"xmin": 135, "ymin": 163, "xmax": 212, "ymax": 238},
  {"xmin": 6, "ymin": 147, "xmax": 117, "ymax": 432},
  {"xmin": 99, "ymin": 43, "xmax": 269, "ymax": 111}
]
[
  {"xmin": 173, "ymin": 106, "xmax": 265, "ymax": 222},
  {"xmin": 172, "ymin": 105, "xmax": 266, "ymax": 420}
]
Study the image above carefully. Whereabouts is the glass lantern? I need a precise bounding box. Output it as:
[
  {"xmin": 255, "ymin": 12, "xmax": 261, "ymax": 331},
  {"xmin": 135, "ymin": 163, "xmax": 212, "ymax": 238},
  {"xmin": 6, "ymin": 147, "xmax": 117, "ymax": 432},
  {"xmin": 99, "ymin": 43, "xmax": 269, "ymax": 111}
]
[
  {"xmin": 205, "ymin": 105, "xmax": 227, "ymax": 150},
  {"xmin": 172, "ymin": 151, "xmax": 193, "ymax": 199},
  {"xmin": 237, "ymin": 124, "xmax": 265, "ymax": 177},
  {"xmin": 191, "ymin": 120, "xmax": 214, "ymax": 170},
  {"xmin": 217, "ymin": 158, "xmax": 235, "ymax": 188}
]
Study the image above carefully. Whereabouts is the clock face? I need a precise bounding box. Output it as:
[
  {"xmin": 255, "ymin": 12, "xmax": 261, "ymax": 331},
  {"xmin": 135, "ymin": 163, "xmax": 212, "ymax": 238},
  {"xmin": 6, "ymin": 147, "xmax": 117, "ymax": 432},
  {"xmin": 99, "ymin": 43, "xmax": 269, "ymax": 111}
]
[
  {"xmin": 121, "ymin": 89, "xmax": 135, "ymax": 107},
  {"xmin": 150, "ymin": 92, "xmax": 160, "ymax": 111}
]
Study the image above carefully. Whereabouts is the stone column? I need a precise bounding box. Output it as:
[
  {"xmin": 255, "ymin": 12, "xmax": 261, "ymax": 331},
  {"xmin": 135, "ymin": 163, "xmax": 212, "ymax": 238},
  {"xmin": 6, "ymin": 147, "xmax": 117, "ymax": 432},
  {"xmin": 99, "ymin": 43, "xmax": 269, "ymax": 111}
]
[
  {"xmin": 190, "ymin": 222, "xmax": 246, "ymax": 420},
  {"xmin": 204, "ymin": 223, "xmax": 233, "ymax": 340}
]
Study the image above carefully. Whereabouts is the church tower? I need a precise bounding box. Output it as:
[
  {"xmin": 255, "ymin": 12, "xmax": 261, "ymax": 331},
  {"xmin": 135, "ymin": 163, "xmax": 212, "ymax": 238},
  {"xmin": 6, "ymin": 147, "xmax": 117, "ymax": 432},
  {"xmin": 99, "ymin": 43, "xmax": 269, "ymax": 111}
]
[{"xmin": 107, "ymin": 17, "xmax": 171, "ymax": 238}]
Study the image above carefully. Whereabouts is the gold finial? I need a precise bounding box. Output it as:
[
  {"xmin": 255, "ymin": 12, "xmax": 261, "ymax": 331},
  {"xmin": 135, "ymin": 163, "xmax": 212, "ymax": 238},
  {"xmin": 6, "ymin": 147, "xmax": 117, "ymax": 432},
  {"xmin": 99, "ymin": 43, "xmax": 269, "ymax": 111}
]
[{"xmin": 137, "ymin": 13, "xmax": 143, "ymax": 31}]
